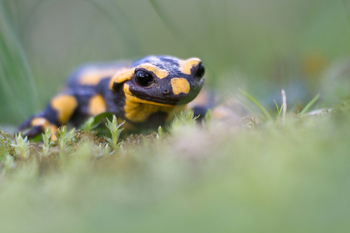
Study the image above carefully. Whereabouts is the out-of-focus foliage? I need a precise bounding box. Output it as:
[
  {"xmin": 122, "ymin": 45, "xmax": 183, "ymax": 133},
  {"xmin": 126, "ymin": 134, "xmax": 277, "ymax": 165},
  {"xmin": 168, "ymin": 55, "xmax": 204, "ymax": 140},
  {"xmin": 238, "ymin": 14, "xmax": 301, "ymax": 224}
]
[{"xmin": 0, "ymin": 103, "xmax": 350, "ymax": 233}]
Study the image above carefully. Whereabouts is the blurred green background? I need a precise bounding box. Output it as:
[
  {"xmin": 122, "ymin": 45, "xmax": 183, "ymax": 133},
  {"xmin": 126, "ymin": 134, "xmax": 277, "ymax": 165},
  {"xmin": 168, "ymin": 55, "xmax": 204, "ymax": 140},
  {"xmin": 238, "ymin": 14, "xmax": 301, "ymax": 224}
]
[{"xmin": 1, "ymin": 0, "xmax": 350, "ymax": 124}]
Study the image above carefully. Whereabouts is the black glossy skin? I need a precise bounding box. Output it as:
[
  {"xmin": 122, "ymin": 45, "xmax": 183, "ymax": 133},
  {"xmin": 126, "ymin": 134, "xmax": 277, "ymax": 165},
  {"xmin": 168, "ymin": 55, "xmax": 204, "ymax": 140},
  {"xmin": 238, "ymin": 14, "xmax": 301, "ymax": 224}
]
[{"xmin": 19, "ymin": 55, "xmax": 206, "ymax": 139}]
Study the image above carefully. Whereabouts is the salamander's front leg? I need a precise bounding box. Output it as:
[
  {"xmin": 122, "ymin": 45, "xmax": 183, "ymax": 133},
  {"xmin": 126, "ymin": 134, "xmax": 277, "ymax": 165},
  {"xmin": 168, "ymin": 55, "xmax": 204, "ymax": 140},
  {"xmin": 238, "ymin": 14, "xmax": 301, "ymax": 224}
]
[{"xmin": 19, "ymin": 94, "xmax": 78, "ymax": 140}]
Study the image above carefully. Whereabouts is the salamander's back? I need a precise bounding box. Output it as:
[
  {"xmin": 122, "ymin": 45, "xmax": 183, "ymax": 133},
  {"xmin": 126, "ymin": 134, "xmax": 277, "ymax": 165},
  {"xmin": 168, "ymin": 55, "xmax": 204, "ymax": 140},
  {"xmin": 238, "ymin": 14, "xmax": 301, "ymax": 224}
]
[{"xmin": 66, "ymin": 61, "xmax": 131, "ymax": 89}]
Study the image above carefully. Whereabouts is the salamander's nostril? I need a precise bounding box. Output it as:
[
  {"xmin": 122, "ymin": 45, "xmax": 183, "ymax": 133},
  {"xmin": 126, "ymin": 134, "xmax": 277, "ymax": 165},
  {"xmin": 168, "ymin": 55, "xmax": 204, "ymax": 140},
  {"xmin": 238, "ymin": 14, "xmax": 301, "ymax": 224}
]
[{"xmin": 163, "ymin": 89, "xmax": 170, "ymax": 95}]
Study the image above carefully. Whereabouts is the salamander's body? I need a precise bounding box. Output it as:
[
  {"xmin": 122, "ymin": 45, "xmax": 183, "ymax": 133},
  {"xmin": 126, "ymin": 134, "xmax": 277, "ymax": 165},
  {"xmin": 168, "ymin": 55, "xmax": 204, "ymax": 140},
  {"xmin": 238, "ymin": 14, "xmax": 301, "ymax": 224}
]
[{"xmin": 19, "ymin": 55, "xmax": 205, "ymax": 139}]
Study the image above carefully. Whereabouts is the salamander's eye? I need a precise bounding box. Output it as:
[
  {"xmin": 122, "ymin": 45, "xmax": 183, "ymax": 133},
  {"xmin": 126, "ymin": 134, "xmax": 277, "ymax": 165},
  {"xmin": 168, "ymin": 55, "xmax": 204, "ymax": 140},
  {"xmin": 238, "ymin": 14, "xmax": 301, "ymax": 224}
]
[
  {"xmin": 195, "ymin": 63, "xmax": 205, "ymax": 80},
  {"xmin": 135, "ymin": 70, "xmax": 154, "ymax": 87}
]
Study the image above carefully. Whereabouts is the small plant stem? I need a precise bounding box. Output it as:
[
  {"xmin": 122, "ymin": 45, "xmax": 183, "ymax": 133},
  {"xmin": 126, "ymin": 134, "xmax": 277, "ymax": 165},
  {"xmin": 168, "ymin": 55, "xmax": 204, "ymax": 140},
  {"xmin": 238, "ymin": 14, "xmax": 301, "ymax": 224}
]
[{"xmin": 282, "ymin": 89, "xmax": 287, "ymax": 125}]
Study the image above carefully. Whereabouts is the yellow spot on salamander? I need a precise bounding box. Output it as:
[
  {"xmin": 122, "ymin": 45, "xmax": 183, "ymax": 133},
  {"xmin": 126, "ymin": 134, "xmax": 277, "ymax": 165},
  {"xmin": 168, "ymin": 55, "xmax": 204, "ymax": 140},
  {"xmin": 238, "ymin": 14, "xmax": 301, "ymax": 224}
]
[
  {"xmin": 51, "ymin": 95, "xmax": 78, "ymax": 124},
  {"xmin": 171, "ymin": 78, "xmax": 190, "ymax": 95},
  {"xmin": 179, "ymin": 58, "xmax": 201, "ymax": 75},
  {"xmin": 79, "ymin": 68, "xmax": 122, "ymax": 85},
  {"xmin": 50, "ymin": 126, "xmax": 58, "ymax": 141},
  {"xmin": 31, "ymin": 117, "xmax": 50, "ymax": 129},
  {"xmin": 109, "ymin": 68, "xmax": 135, "ymax": 90},
  {"xmin": 31, "ymin": 117, "xmax": 58, "ymax": 140},
  {"xmin": 138, "ymin": 63, "xmax": 169, "ymax": 79},
  {"xmin": 89, "ymin": 95, "xmax": 107, "ymax": 116},
  {"xmin": 109, "ymin": 64, "xmax": 169, "ymax": 90}
]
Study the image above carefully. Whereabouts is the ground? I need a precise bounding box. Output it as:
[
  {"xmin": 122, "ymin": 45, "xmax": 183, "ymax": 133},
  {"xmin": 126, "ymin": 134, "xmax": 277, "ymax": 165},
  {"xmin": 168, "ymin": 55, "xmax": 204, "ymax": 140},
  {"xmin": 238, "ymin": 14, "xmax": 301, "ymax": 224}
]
[{"xmin": 1, "ymin": 99, "xmax": 350, "ymax": 232}]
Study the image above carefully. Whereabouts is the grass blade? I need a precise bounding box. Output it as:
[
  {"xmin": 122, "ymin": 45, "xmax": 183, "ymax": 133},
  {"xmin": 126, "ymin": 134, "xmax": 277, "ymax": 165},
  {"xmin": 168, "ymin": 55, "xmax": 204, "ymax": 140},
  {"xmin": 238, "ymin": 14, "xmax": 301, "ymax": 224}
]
[
  {"xmin": 273, "ymin": 99, "xmax": 280, "ymax": 114},
  {"xmin": 239, "ymin": 89, "xmax": 273, "ymax": 121},
  {"xmin": 0, "ymin": 0, "xmax": 39, "ymax": 121},
  {"xmin": 278, "ymin": 104, "xmax": 284, "ymax": 118},
  {"xmin": 300, "ymin": 94, "xmax": 320, "ymax": 114}
]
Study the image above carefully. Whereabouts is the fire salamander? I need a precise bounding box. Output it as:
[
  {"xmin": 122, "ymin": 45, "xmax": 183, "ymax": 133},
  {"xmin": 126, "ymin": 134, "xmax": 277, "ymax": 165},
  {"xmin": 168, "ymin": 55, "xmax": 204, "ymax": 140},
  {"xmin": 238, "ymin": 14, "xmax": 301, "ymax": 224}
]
[{"xmin": 19, "ymin": 55, "xmax": 205, "ymax": 140}]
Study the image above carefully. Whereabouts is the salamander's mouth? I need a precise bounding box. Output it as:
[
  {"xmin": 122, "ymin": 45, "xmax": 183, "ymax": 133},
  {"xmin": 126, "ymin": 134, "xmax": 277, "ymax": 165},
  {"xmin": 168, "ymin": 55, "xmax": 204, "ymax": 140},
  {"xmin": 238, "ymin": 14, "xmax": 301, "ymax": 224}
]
[
  {"xmin": 124, "ymin": 92, "xmax": 178, "ymax": 107},
  {"xmin": 125, "ymin": 91, "xmax": 200, "ymax": 107}
]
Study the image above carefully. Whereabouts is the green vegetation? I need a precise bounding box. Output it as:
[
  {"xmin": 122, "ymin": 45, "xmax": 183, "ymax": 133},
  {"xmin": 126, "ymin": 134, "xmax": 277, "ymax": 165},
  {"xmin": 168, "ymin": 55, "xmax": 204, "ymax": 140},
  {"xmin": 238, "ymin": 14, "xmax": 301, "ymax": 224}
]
[
  {"xmin": 1, "ymin": 0, "xmax": 350, "ymax": 232},
  {"xmin": 1, "ymin": 102, "xmax": 350, "ymax": 232}
]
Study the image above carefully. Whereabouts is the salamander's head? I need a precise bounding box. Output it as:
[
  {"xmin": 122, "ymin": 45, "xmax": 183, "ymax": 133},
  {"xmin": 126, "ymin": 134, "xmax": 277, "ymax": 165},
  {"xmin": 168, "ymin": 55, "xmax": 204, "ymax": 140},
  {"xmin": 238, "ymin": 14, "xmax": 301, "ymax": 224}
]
[{"xmin": 110, "ymin": 55, "xmax": 205, "ymax": 106}]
